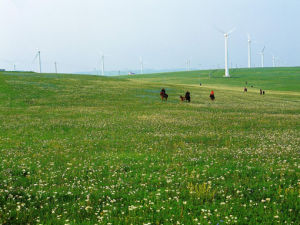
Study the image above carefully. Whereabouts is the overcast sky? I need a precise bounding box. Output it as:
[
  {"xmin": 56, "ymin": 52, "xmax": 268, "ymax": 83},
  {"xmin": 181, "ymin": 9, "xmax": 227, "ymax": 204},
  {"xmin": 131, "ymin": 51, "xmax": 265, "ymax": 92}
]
[{"xmin": 1, "ymin": 0, "xmax": 299, "ymax": 73}]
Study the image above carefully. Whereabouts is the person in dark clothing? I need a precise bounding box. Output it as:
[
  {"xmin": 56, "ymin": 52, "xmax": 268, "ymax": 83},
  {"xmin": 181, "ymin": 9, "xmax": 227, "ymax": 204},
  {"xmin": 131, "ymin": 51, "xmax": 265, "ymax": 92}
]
[
  {"xmin": 244, "ymin": 87, "xmax": 248, "ymax": 92},
  {"xmin": 260, "ymin": 89, "xmax": 263, "ymax": 95},
  {"xmin": 185, "ymin": 91, "xmax": 191, "ymax": 102},
  {"xmin": 160, "ymin": 88, "xmax": 168, "ymax": 101},
  {"xmin": 263, "ymin": 90, "xmax": 265, "ymax": 95}
]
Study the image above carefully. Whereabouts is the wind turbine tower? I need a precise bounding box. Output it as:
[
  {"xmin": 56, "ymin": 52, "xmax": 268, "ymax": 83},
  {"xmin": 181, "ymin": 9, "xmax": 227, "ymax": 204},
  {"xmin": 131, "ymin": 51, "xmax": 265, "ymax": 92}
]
[
  {"xmin": 186, "ymin": 59, "xmax": 191, "ymax": 71},
  {"xmin": 140, "ymin": 57, "xmax": 143, "ymax": 74},
  {"xmin": 259, "ymin": 46, "xmax": 266, "ymax": 68},
  {"xmin": 272, "ymin": 55, "xmax": 276, "ymax": 67},
  {"xmin": 54, "ymin": 62, "xmax": 58, "ymax": 73},
  {"xmin": 216, "ymin": 27, "xmax": 235, "ymax": 77},
  {"xmin": 224, "ymin": 32, "xmax": 231, "ymax": 77},
  {"xmin": 101, "ymin": 54, "xmax": 105, "ymax": 75},
  {"xmin": 38, "ymin": 50, "xmax": 42, "ymax": 73},
  {"xmin": 186, "ymin": 59, "xmax": 188, "ymax": 71},
  {"xmin": 248, "ymin": 34, "xmax": 251, "ymax": 68}
]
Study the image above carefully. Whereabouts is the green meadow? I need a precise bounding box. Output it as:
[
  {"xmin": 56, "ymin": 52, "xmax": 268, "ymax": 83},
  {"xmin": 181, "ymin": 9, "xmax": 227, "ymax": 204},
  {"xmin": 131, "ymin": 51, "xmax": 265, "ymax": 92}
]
[{"xmin": 0, "ymin": 68, "xmax": 299, "ymax": 224}]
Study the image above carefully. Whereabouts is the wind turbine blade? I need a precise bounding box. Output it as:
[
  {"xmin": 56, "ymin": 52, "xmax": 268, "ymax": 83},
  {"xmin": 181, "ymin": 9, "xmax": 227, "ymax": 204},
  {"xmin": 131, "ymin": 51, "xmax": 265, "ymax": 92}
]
[
  {"xmin": 31, "ymin": 53, "xmax": 39, "ymax": 64},
  {"xmin": 227, "ymin": 27, "xmax": 236, "ymax": 35},
  {"xmin": 0, "ymin": 58, "xmax": 14, "ymax": 63},
  {"xmin": 247, "ymin": 33, "xmax": 251, "ymax": 40},
  {"xmin": 213, "ymin": 25, "xmax": 225, "ymax": 34},
  {"xmin": 262, "ymin": 46, "xmax": 266, "ymax": 52}
]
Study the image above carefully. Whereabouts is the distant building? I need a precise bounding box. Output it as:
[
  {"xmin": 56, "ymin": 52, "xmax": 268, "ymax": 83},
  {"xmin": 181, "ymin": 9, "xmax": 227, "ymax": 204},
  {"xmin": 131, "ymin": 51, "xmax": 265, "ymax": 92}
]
[
  {"xmin": 0, "ymin": 69, "xmax": 5, "ymax": 72},
  {"xmin": 128, "ymin": 72, "xmax": 135, "ymax": 75}
]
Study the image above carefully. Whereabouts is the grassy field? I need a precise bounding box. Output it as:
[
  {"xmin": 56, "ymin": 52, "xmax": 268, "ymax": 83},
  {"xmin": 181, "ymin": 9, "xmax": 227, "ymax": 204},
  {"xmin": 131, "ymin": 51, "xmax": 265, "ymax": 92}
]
[{"xmin": 0, "ymin": 68, "xmax": 299, "ymax": 224}]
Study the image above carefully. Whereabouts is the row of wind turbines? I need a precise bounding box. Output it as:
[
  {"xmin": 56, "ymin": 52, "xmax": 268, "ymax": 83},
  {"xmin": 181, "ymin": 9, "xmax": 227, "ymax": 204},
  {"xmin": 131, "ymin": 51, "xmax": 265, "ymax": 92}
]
[
  {"xmin": 92, "ymin": 54, "xmax": 145, "ymax": 75},
  {"xmin": 100, "ymin": 55, "xmax": 144, "ymax": 75},
  {"xmin": 32, "ymin": 50, "xmax": 57, "ymax": 74},
  {"xmin": 31, "ymin": 30, "xmax": 278, "ymax": 76},
  {"xmin": 218, "ymin": 28, "xmax": 277, "ymax": 77},
  {"xmin": 30, "ymin": 51, "xmax": 144, "ymax": 76}
]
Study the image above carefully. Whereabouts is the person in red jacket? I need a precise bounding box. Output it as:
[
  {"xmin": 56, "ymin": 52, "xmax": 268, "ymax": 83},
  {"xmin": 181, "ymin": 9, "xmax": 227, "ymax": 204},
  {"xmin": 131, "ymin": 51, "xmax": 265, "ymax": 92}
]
[{"xmin": 210, "ymin": 90, "xmax": 215, "ymax": 100}]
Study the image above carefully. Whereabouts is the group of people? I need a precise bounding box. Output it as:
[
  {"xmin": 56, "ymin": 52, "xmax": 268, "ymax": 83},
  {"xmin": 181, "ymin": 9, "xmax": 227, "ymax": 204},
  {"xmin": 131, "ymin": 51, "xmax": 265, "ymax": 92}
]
[
  {"xmin": 244, "ymin": 81, "xmax": 266, "ymax": 95},
  {"xmin": 260, "ymin": 89, "xmax": 265, "ymax": 95},
  {"xmin": 160, "ymin": 81, "xmax": 266, "ymax": 103},
  {"xmin": 160, "ymin": 88, "xmax": 215, "ymax": 102},
  {"xmin": 243, "ymin": 87, "xmax": 265, "ymax": 95}
]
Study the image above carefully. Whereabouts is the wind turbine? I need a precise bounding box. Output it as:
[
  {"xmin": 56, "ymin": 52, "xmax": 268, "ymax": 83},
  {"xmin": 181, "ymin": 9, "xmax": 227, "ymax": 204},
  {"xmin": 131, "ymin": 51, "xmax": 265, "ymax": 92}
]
[
  {"xmin": 272, "ymin": 55, "xmax": 276, "ymax": 67},
  {"xmin": 32, "ymin": 50, "xmax": 42, "ymax": 73},
  {"xmin": 140, "ymin": 57, "xmax": 143, "ymax": 74},
  {"xmin": 247, "ymin": 34, "xmax": 252, "ymax": 68},
  {"xmin": 101, "ymin": 54, "xmax": 105, "ymax": 75},
  {"xmin": 259, "ymin": 46, "xmax": 266, "ymax": 68},
  {"xmin": 186, "ymin": 58, "xmax": 191, "ymax": 71},
  {"xmin": 98, "ymin": 53, "xmax": 106, "ymax": 75},
  {"xmin": 216, "ymin": 27, "xmax": 235, "ymax": 77},
  {"xmin": 54, "ymin": 61, "xmax": 58, "ymax": 73},
  {"xmin": 37, "ymin": 50, "xmax": 41, "ymax": 73},
  {"xmin": 186, "ymin": 59, "xmax": 188, "ymax": 71}
]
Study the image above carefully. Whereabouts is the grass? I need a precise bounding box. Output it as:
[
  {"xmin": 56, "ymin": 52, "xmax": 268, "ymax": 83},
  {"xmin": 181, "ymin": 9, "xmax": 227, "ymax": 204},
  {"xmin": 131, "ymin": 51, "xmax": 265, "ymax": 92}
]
[{"xmin": 0, "ymin": 68, "xmax": 299, "ymax": 224}]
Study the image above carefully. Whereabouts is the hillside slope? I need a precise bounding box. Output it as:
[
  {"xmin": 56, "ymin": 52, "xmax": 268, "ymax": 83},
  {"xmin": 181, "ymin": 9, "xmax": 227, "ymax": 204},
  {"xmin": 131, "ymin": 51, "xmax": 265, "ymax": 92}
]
[{"xmin": 0, "ymin": 70, "xmax": 299, "ymax": 224}]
